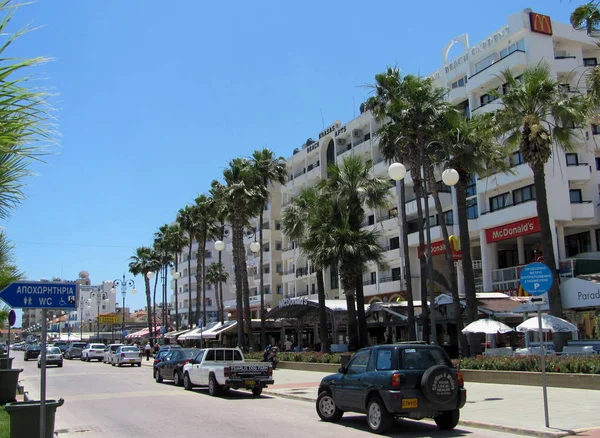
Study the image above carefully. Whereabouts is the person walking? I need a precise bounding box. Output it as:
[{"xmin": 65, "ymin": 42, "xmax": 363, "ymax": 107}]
[{"xmin": 144, "ymin": 342, "xmax": 151, "ymax": 361}]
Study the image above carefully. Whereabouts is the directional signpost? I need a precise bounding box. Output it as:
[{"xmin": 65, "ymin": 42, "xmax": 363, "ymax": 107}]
[
  {"xmin": 0, "ymin": 281, "xmax": 78, "ymax": 438},
  {"xmin": 520, "ymin": 262, "xmax": 554, "ymax": 428}
]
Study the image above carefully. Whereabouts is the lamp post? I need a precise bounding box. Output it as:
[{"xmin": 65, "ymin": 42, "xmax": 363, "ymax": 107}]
[
  {"xmin": 112, "ymin": 274, "xmax": 136, "ymax": 343},
  {"xmin": 171, "ymin": 270, "xmax": 181, "ymax": 330},
  {"xmin": 89, "ymin": 289, "xmax": 109, "ymax": 341},
  {"xmin": 79, "ymin": 297, "xmax": 86, "ymax": 340},
  {"xmin": 388, "ymin": 162, "xmax": 459, "ymax": 345},
  {"xmin": 214, "ymin": 225, "xmax": 260, "ymax": 350},
  {"xmin": 146, "ymin": 271, "xmax": 155, "ymax": 344}
]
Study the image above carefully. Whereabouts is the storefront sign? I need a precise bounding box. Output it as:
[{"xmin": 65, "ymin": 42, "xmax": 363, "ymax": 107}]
[
  {"xmin": 319, "ymin": 122, "xmax": 341, "ymax": 139},
  {"xmin": 530, "ymin": 12, "xmax": 553, "ymax": 36},
  {"xmin": 307, "ymin": 142, "xmax": 319, "ymax": 153},
  {"xmin": 485, "ymin": 217, "xmax": 540, "ymax": 243},
  {"xmin": 334, "ymin": 126, "xmax": 347, "ymax": 137},
  {"xmin": 560, "ymin": 277, "xmax": 600, "ymax": 309},
  {"xmin": 417, "ymin": 240, "xmax": 462, "ymax": 259},
  {"xmin": 277, "ymin": 297, "xmax": 316, "ymax": 308}
]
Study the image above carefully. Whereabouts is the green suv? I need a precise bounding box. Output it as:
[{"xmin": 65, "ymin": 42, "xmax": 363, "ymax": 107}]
[{"xmin": 316, "ymin": 343, "xmax": 466, "ymax": 434}]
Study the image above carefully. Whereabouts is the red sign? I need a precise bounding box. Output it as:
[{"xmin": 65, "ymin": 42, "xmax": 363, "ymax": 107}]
[
  {"xmin": 530, "ymin": 12, "xmax": 553, "ymax": 36},
  {"xmin": 485, "ymin": 217, "xmax": 540, "ymax": 243},
  {"xmin": 418, "ymin": 240, "xmax": 461, "ymax": 259}
]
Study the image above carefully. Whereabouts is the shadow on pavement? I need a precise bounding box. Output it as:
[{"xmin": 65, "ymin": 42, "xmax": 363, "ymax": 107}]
[
  {"xmin": 329, "ymin": 415, "xmax": 475, "ymax": 437},
  {"xmin": 185, "ymin": 387, "xmax": 275, "ymax": 401}
]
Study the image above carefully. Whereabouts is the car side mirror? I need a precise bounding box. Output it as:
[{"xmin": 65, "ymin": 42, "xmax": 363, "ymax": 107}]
[{"xmin": 338, "ymin": 367, "xmax": 346, "ymax": 374}]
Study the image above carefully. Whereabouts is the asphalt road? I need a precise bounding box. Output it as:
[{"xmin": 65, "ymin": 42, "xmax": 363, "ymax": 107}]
[{"xmin": 14, "ymin": 355, "xmax": 525, "ymax": 438}]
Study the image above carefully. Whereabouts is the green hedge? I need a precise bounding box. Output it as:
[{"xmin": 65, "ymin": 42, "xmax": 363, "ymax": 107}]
[
  {"xmin": 245, "ymin": 352, "xmax": 348, "ymax": 364},
  {"xmin": 454, "ymin": 355, "xmax": 600, "ymax": 374}
]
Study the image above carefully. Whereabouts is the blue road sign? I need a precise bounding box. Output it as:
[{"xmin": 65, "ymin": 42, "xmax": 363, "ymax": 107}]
[
  {"xmin": 520, "ymin": 262, "xmax": 554, "ymax": 296},
  {"xmin": 0, "ymin": 281, "xmax": 77, "ymax": 309}
]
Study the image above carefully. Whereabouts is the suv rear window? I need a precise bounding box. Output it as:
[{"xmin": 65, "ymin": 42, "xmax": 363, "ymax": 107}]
[{"xmin": 400, "ymin": 348, "xmax": 452, "ymax": 370}]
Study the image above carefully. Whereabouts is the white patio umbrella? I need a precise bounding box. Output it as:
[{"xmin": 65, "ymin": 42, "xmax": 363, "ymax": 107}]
[
  {"xmin": 516, "ymin": 314, "xmax": 577, "ymax": 333},
  {"xmin": 462, "ymin": 318, "xmax": 514, "ymax": 335}
]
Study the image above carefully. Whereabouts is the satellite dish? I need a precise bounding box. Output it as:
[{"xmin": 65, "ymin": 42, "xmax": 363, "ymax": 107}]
[{"xmin": 79, "ymin": 271, "xmax": 89, "ymax": 279}]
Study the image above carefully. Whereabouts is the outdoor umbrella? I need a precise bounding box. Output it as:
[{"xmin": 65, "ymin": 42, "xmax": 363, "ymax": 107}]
[
  {"xmin": 462, "ymin": 318, "xmax": 514, "ymax": 334},
  {"xmin": 516, "ymin": 315, "xmax": 577, "ymax": 333}
]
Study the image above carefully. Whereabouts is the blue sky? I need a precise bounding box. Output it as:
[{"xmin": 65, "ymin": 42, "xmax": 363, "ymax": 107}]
[{"xmin": 3, "ymin": 0, "xmax": 579, "ymax": 325}]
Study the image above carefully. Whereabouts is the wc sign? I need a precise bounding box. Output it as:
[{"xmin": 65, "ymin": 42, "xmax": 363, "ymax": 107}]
[
  {"xmin": 519, "ymin": 262, "xmax": 554, "ymax": 296},
  {"xmin": 0, "ymin": 281, "xmax": 78, "ymax": 309}
]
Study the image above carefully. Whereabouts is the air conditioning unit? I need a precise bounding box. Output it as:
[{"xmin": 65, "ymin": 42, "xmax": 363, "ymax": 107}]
[
  {"xmin": 352, "ymin": 129, "xmax": 362, "ymax": 137},
  {"xmin": 336, "ymin": 138, "xmax": 346, "ymax": 145}
]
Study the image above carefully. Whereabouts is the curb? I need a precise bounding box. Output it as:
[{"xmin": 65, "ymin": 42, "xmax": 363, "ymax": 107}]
[{"xmin": 262, "ymin": 390, "xmax": 575, "ymax": 438}]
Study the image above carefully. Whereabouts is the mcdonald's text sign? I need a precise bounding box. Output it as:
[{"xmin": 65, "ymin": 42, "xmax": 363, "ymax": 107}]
[{"xmin": 530, "ymin": 12, "xmax": 553, "ymax": 36}]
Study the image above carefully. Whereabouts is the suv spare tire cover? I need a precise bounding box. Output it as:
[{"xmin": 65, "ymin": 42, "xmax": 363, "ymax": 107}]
[{"xmin": 421, "ymin": 365, "xmax": 458, "ymax": 405}]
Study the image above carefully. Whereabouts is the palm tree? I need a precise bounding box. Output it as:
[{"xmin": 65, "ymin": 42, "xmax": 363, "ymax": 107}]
[
  {"xmin": 250, "ymin": 148, "xmax": 287, "ymax": 349},
  {"xmin": 571, "ymin": 2, "xmax": 600, "ymax": 36},
  {"xmin": 0, "ymin": 230, "xmax": 23, "ymax": 291},
  {"xmin": 282, "ymin": 187, "xmax": 334, "ymax": 353},
  {"xmin": 222, "ymin": 158, "xmax": 266, "ymax": 350},
  {"xmin": 209, "ymin": 180, "xmax": 229, "ymax": 324},
  {"xmin": 319, "ymin": 156, "xmax": 390, "ymax": 348},
  {"xmin": 164, "ymin": 224, "xmax": 188, "ymax": 331},
  {"xmin": 193, "ymin": 194, "xmax": 217, "ymax": 327},
  {"xmin": 177, "ymin": 205, "xmax": 196, "ymax": 328},
  {"xmin": 493, "ymin": 63, "xmax": 589, "ymax": 349},
  {"xmin": 129, "ymin": 246, "xmax": 156, "ymax": 346},
  {"xmin": 205, "ymin": 262, "xmax": 229, "ymax": 325}
]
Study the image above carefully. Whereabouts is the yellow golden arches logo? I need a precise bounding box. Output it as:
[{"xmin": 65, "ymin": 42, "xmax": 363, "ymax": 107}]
[
  {"xmin": 530, "ymin": 12, "xmax": 553, "ymax": 36},
  {"xmin": 448, "ymin": 235, "xmax": 460, "ymax": 252}
]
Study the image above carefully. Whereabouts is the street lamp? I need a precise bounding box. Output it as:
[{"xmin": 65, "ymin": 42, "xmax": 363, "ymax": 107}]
[
  {"xmin": 214, "ymin": 225, "xmax": 261, "ymax": 350},
  {"xmin": 89, "ymin": 289, "xmax": 109, "ymax": 341},
  {"xmin": 172, "ymin": 270, "xmax": 181, "ymax": 330},
  {"xmin": 112, "ymin": 274, "xmax": 136, "ymax": 343},
  {"xmin": 388, "ymin": 162, "xmax": 459, "ymax": 345},
  {"xmin": 146, "ymin": 271, "xmax": 155, "ymax": 344}
]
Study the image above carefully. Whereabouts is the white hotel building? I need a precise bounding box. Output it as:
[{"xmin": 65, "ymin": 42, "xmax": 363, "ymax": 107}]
[{"xmin": 275, "ymin": 8, "xmax": 600, "ymax": 306}]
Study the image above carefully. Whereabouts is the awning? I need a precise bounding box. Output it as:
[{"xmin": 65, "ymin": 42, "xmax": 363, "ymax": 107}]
[
  {"xmin": 57, "ymin": 334, "xmax": 81, "ymax": 341},
  {"xmin": 366, "ymin": 302, "xmax": 408, "ymax": 320},
  {"xmin": 265, "ymin": 299, "xmax": 364, "ymax": 320},
  {"xmin": 125, "ymin": 326, "xmax": 162, "ymax": 339},
  {"xmin": 203, "ymin": 320, "xmax": 238, "ymax": 339},
  {"xmin": 178, "ymin": 321, "xmax": 221, "ymax": 341},
  {"xmin": 164, "ymin": 328, "xmax": 193, "ymax": 339}
]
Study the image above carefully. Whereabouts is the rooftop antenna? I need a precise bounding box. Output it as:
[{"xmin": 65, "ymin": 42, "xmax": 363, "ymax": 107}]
[{"xmin": 320, "ymin": 109, "xmax": 325, "ymax": 130}]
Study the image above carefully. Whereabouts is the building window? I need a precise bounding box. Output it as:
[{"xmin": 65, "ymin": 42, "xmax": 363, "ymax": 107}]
[
  {"xmin": 569, "ymin": 189, "xmax": 583, "ymax": 203},
  {"xmin": 391, "ymin": 268, "xmax": 401, "ymax": 281},
  {"xmin": 368, "ymin": 214, "xmax": 375, "ymax": 225},
  {"xmin": 442, "ymin": 210, "xmax": 454, "ymax": 225},
  {"xmin": 593, "ymin": 124, "xmax": 600, "ymax": 135},
  {"xmin": 584, "ymin": 58, "xmax": 598, "ymax": 67},
  {"xmin": 275, "ymin": 221, "xmax": 281, "ymax": 230},
  {"xmin": 276, "ymin": 284, "xmax": 282, "ymax": 295},
  {"xmin": 466, "ymin": 198, "xmax": 478, "ymax": 219},
  {"xmin": 513, "ymin": 184, "xmax": 536, "ymax": 205},
  {"xmin": 364, "ymin": 132, "xmax": 371, "ymax": 142},
  {"xmin": 330, "ymin": 267, "xmax": 339, "ymax": 289},
  {"xmin": 499, "ymin": 39, "xmax": 525, "ymax": 59},
  {"xmin": 451, "ymin": 76, "xmax": 468, "ymax": 89},
  {"xmin": 489, "ymin": 192, "xmax": 510, "ymax": 212},
  {"xmin": 510, "ymin": 151, "xmax": 523, "ymax": 167},
  {"xmin": 389, "ymin": 237, "xmax": 400, "ymax": 250},
  {"xmin": 479, "ymin": 93, "xmax": 497, "ymax": 107},
  {"xmin": 596, "ymin": 157, "xmax": 600, "ymax": 171},
  {"xmin": 565, "ymin": 231, "xmax": 591, "ymax": 257},
  {"xmin": 566, "ymin": 153, "xmax": 579, "ymax": 166},
  {"xmin": 465, "ymin": 182, "xmax": 476, "ymax": 197},
  {"xmin": 275, "ymin": 241, "xmax": 282, "ymax": 251}
]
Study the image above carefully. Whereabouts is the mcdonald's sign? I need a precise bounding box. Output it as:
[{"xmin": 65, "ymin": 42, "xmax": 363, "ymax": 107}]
[{"xmin": 530, "ymin": 12, "xmax": 553, "ymax": 36}]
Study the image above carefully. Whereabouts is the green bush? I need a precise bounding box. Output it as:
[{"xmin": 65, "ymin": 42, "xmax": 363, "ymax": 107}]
[
  {"xmin": 244, "ymin": 351, "xmax": 349, "ymax": 364},
  {"xmin": 454, "ymin": 355, "xmax": 600, "ymax": 374}
]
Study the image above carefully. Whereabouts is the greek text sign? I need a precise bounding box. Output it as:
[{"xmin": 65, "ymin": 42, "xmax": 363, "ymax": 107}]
[{"xmin": 0, "ymin": 281, "xmax": 78, "ymax": 309}]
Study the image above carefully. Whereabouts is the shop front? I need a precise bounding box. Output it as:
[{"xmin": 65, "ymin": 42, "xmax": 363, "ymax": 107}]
[{"xmin": 560, "ymin": 277, "xmax": 600, "ymax": 340}]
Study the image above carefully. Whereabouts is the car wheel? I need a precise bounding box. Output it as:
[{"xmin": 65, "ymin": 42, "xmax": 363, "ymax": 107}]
[
  {"xmin": 435, "ymin": 410, "xmax": 460, "ymax": 430},
  {"xmin": 24, "ymin": 357, "xmax": 28, "ymax": 361},
  {"xmin": 251, "ymin": 387, "xmax": 262, "ymax": 397},
  {"xmin": 117, "ymin": 362, "xmax": 122, "ymax": 367},
  {"xmin": 37, "ymin": 363, "xmax": 40, "ymax": 368},
  {"xmin": 316, "ymin": 391, "xmax": 344, "ymax": 422},
  {"xmin": 366, "ymin": 396, "xmax": 394, "ymax": 434},
  {"xmin": 183, "ymin": 373, "xmax": 193, "ymax": 390},
  {"xmin": 208, "ymin": 374, "xmax": 220, "ymax": 396},
  {"xmin": 173, "ymin": 371, "xmax": 182, "ymax": 387},
  {"xmin": 136, "ymin": 363, "xmax": 141, "ymax": 367},
  {"xmin": 58, "ymin": 363, "xmax": 63, "ymax": 368},
  {"xmin": 155, "ymin": 369, "xmax": 163, "ymax": 383}
]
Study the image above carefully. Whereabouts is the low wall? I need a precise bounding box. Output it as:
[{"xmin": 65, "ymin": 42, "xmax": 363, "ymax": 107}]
[{"xmin": 277, "ymin": 361, "xmax": 600, "ymax": 389}]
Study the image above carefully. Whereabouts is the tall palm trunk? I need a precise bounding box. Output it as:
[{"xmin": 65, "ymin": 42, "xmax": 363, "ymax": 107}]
[
  {"xmin": 201, "ymin": 236, "xmax": 207, "ymax": 325},
  {"xmin": 152, "ymin": 274, "xmax": 159, "ymax": 335},
  {"xmin": 427, "ymin": 166, "xmax": 467, "ymax": 357},
  {"xmin": 231, "ymin": 212, "xmax": 246, "ymax": 350},
  {"xmin": 316, "ymin": 268, "xmax": 329, "ymax": 353},
  {"xmin": 187, "ymin": 243, "xmax": 192, "ymax": 328},
  {"xmin": 355, "ymin": 275, "xmax": 368, "ymax": 348},
  {"xmin": 259, "ymin": 211, "xmax": 266, "ymax": 349},
  {"xmin": 145, "ymin": 276, "xmax": 153, "ymax": 346},
  {"xmin": 398, "ymin": 175, "xmax": 416, "ymax": 340},
  {"xmin": 242, "ymin": 248, "xmax": 255, "ymax": 351},
  {"xmin": 532, "ymin": 161, "xmax": 566, "ymax": 350},
  {"xmin": 411, "ymin": 164, "xmax": 430, "ymax": 343},
  {"xmin": 194, "ymin": 236, "xmax": 204, "ymax": 327},
  {"xmin": 456, "ymin": 178, "xmax": 479, "ymax": 356},
  {"xmin": 174, "ymin": 254, "xmax": 179, "ymax": 331},
  {"xmin": 219, "ymin": 231, "xmax": 225, "ymax": 324}
]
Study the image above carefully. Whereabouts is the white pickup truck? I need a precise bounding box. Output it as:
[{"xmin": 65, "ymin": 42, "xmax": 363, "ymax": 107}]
[{"xmin": 182, "ymin": 347, "xmax": 274, "ymax": 396}]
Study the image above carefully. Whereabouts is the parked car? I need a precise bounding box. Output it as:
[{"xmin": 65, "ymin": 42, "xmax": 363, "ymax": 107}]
[
  {"xmin": 52, "ymin": 341, "xmax": 69, "ymax": 354},
  {"xmin": 81, "ymin": 343, "xmax": 106, "ymax": 362},
  {"xmin": 24, "ymin": 344, "xmax": 41, "ymax": 361},
  {"xmin": 38, "ymin": 347, "xmax": 63, "ymax": 368},
  {"xmin": 155, "ymin": 348, "xmax": 200, "ymax": 386},
  {"xmin": 64, "ymin": 343, "xmax": 88, "ymax": 360},
  {"xmin": 315, "ymin": 343, "xmax": 466, "ymax": 434},
  {"xmin": 112, "ymin": 346, "xmax": 141, "ymax": 367},
  {"xmin": 153, "ymin": 345, "xmax": 182, "ymax": 372},
  {"xmin": 103, "ymin": 344, "xmax": 124, "ymax": 363},
  {"xmin": 182, "ymin": 348, "xmax": 273, "ymax": 397}
]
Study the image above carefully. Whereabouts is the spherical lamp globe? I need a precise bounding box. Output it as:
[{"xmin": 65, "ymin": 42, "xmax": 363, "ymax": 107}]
[
  {"xmin": 388, "ymin": 162, "xmax": 407, "ymax": 181},
  {"xmin": 249, "ymin": 241, "xmax": 261, "ymax": 253},
  {"xmin": 442, "ymin": 168, "xmax": 460, "ymax": 186},
  {"xmin": 214, "ymin": 240, "xmax": 226, "ymax": 252}
]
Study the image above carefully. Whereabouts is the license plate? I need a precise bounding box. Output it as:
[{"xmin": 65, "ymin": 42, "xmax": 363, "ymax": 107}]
[
  {"xmin": 402, "ymin": 398, "xmax": 418, "ymax": 409},
  {"xmin": 244, "ymin": 380, "xmax": 255, "ymax": 387},
  {"xmin": 129, "ymin": 359, "xmax": 135, "ymax": 362}
]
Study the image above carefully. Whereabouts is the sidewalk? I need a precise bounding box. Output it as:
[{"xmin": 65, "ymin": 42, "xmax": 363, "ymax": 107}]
[{"xmin": 263, "ymin": 369, "xmax": 600, "ymax": 438}]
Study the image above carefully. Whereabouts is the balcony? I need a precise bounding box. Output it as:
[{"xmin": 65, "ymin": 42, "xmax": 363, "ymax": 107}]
[
  {"xmin": 553, "ymin": 55, "xmax": 579, "ymax": 74},
  {"xmin": 491, "ymin": 265, "xmax": 524, "ymax": 292},
  {"xmin": 468, "ymin": 50, "xmax": 527, "ymax": 91},
  {"xmin": 478, "ymin": 199, "xmax": 537, "ymax": 230},
  {"xmin": 477, "ymin": 163, "xmax": 532, "ymax": 191},
  {"xmin": 407, "ymin": 224, "xmax": 454, "ymax": 247},
  {"xmin": 570, "ymin": 200, "xmax": 595, "ymax": 219},
  {"xmin": 449, "ymin": 86, "xmax": 467, "ymax": 104},
  {"xmin": 566, "ymin": 163, "xmax": 591, "ymax": 182}
]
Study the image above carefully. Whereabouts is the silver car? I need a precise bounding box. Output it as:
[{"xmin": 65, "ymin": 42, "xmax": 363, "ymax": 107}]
[
  {"xmin": 112, "ymin": 346, "xmax": 141, "ymax": 367},
  {"xmin": 38, "ymin": 347, "xmax": 63, "ymax": 368},
  {"xmin": 81, "ymin": 343, "xmax": 106, "ymax": 362}
]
